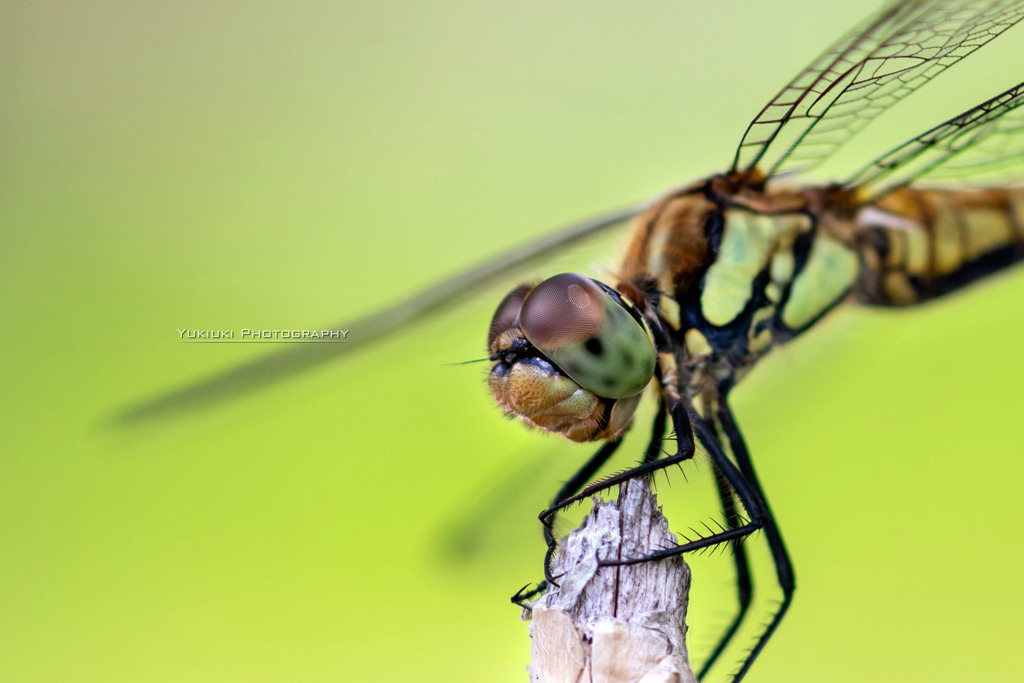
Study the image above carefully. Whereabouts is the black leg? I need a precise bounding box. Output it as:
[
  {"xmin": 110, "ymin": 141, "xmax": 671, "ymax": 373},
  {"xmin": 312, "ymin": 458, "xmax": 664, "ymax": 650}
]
[
  {"xmin": 539, "ymin": 439, "xmax": 623, "ymax": 582},
  {"xmin": 511, "ymin": 439, "xmax": 622, "ymax": 606},
  {"xmin": 697, "ymin": 439, "xmax": 754, "ymax": 680},
  {"xmin": 539, "ymin": 397, "xmax": 684, "ymax": 531},
  {"xmin": 598, "ymin": 409, "xmax": 785, "ymax": 682},
  {"xmin": 512, "ymin": 409, "xmax": 655, "ymax": 606},
  {"xmin": 595, "ymin": 401, "xmax": 789, "ymax": 682},
  {"xmin": 537, "ymin": 394, "xmax": 695, "ymax": 585},
  {"xmin": 540, "ymin": 398, "xmax": 670, "ymax": 585},
  {"xmin": 595, "ymin": 412, "xmax": 766, "ymax": 569},
  {"xmin": 642, "ymin": 401, "xmax": 668, "ymax": 464},
  {"xmin": 716, "ymin": 397, "xmax": 795, "ymax": 682},
  {"xmin": 512, "ymin": 398, "xmax": 669, "ymax": 607}
]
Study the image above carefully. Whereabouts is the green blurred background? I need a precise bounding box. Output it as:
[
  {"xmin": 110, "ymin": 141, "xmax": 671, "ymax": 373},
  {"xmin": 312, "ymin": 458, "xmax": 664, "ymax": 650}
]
[{"xmin": 4, "ymin": 0, "xmax": 1024, "ymax": 680}]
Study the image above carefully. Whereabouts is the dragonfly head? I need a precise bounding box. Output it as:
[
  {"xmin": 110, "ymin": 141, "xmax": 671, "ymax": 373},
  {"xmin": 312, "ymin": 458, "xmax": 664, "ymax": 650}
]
[{"xmin": 487, "ymin": 273, "xmax": 656, "ymax": 442}]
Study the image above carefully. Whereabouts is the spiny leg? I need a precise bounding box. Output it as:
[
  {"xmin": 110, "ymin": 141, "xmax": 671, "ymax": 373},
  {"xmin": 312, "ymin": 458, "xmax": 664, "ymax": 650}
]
[
  {"xmin": 596, "ymin": 413, "xmax": 766, "ymax": 570},
  {"xmin": 538, "ymin": 393, "xmax": 693, "ymax": 585},
  {"xmin": 512, "ymin": 399, "xmax": 669, "ymax": 606},
  {"xmin": 537, "ymin": 400, "xmax": 669, "ymax": 589},
  {"xmin": 697, "ymin": 448, "xmax": 754, "ymax": 680},
  {"xmin": 539, "ymin": 395, "xmax": 683, "ymax": 531},
  {"xmin": 596, "ymin": 413, "xmax": 772, "ymax": 682},
  {"xmin": 642, "ymin": 400, "xmax": 669, "ymax": 464},
  {"xmin": 716, "ymin": 396, "xmax": 794, "ymax": 682},
  {"xmin": 510, "ymin": 439, "xmax": 622, "ymax": 606}
]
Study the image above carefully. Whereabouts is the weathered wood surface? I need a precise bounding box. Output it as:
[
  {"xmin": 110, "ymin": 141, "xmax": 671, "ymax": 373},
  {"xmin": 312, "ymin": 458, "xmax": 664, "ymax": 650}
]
[{"xmin": 524, "ymin": 478, "xmax": 695, "ymax": 683}]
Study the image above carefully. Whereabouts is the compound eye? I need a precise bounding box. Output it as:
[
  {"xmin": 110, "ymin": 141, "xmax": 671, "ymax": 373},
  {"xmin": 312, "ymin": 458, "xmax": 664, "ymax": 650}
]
[
  {"xmin": 488, "ymin": 284, "xmax": 531, "ymax": 348},
  {"xmin": 520, "ymin": 273, "xmax": 606, "ymax": 349},
  {"xmin": 520, "ymin": 273, "xmax": 655, "ymax": 399}
]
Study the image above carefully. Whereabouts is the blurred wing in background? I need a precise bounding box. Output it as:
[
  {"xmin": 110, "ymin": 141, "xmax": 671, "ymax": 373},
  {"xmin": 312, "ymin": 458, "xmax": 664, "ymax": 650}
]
[{"xmin": 115, "ymin": 204, "xmax": 645, "ymax": 425}]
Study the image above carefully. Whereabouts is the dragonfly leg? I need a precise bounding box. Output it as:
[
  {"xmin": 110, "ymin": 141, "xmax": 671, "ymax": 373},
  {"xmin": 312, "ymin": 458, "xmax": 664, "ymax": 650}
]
[
  {"xmin": 537, "ymin": 388, "xmax": 694, "ymax": 585},
  {"xmin": 593, "ymin": 412, "xmax": 770, "ymax": 682},
  {"xmin": 511, "ymin": 581, "xmax": 547, "ymax": 607},
  {"xmin": 713, "ymin": 396, "xmax": 794, "ymax": 682},
  {"xmin": 696, "ymin": 442, "xmax": 754, "ymax": 680},
  {"xmin": 598, "ymin": 400, "xmax": 789, "ymax": 682},
  {"xmin": 596, "ymin": 411, "xmax": 766, "ymax": 570},
  {"xmin": 640, "ymin": 398, "xmax": 670, "ymax": 464},
  {"xmin": 511, "ymin": 396, "xmax": 668, "ymax": 606},
  {"xmin": 538, "ymin": 439, "xmax": 623, "ymax": 588}
]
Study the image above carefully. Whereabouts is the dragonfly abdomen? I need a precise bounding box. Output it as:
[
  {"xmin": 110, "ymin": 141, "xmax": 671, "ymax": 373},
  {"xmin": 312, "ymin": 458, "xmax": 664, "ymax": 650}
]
[{"xmin": 854, "ymin": 187, "xmax": 1024, "ymax": 306}]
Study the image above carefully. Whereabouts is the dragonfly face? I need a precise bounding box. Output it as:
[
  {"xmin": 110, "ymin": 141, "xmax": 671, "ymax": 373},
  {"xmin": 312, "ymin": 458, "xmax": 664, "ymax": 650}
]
[{"xmin": 487, "ymin": 273, "xmax": 655, "ymax": 442}]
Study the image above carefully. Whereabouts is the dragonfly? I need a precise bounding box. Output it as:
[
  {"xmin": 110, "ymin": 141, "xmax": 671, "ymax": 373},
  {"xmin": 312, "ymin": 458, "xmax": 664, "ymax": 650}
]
[
  {"xmin": 117, "ymin": 0, "xmax": 1024, "ymax": 679},
  {"xmin": 483, "ymin": 0, "xmax": 1024, "ymax": 679}
]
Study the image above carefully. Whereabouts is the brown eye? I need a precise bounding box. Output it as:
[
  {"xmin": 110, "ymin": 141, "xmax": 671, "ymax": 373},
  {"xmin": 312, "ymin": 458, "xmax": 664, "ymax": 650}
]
[
  {"xmin": 520, "ymin": 273, "xmax": 605, "ymax": 349},
  {"xmin": 488, "ymin": 284, "xmax": 531, "ymax": 347}
]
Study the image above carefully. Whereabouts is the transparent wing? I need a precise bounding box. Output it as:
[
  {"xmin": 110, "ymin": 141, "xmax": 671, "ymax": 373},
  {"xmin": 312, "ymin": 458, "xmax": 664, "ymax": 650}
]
[
  {"xmin": 732, "ymin": 0, "xmax": 1024, "ymax": 180},
  {"xmin": 114, "ymin": 203, "xmax": 646, "ymax": 425},
  {"xmin": 914, "ymin": 95, "xmax": 1024, "ymax": 183},
  {"xmin": 847, "ymin": 80, "xmax": 1024, "ymax": 197}
]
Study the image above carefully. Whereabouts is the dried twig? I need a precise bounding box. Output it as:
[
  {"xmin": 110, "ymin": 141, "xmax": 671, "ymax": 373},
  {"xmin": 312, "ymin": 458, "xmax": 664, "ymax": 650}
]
[{"xmin": 523, "ymin": 478, "xmax": 695, "ymax": 683}]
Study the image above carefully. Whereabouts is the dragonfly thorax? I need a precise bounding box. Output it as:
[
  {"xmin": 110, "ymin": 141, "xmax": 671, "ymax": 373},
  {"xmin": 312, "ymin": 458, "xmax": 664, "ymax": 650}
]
[{"xmin": 620, "ymin": 181, "xmax": 861, "ymax": 388}]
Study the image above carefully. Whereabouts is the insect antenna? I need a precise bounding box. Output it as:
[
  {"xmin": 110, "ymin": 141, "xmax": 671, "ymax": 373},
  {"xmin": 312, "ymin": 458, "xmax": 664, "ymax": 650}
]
[{"xmin": 443, "ymin": 357, "xmax": 490, "ymax": 366}]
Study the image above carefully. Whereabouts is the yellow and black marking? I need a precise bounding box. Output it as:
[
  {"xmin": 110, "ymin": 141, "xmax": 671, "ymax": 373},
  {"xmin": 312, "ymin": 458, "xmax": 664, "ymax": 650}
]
[
  {"xmin": 612, "ymin": 180, "xmax": 1024, "ymax": 401},
  {"xmin": 617, "ymin": 182, "xmax": 861, "ymax": 389},
  {"xmin": 854, "ymin": 187, "xmax": 1024, "ymax": 306}
]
